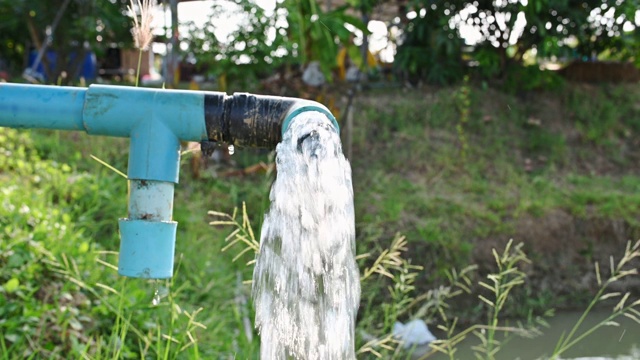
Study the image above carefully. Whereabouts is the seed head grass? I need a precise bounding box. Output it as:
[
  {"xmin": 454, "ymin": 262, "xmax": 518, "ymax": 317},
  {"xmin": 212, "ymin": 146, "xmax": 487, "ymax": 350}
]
[
  {"xmin": 128, "ymin": 0, "xmax": 154, "ymax": 86},
  {"xmin": 128, "ymin": 0, "xmax": 154, "ymax": 51}
]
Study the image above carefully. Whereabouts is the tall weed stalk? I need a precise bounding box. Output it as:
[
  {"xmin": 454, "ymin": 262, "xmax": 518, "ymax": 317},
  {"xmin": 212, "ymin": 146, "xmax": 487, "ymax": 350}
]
[
  {"xmin": 428, "ymin": 240, "xmax": 546, "ymax": 360},
  {"xmin": 551, "ymin": 240, "xmax": 640, "ymax": 359},
  {"xmin": 475, "ymin": 240, "xmax": 530, "ymax": 359},
  {"xmin": 211, "ymin": 206, "xmax": 640, "ymax": 359}
]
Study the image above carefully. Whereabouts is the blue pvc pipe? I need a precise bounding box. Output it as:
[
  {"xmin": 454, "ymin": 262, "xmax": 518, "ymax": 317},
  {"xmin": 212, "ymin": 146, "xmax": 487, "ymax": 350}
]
[
  {"xmin": 120, "ymin": 180, "xmax": 176, "ymax": 278},
  {"xmin": 119, "ymin": 219, "xmax": 177, "ymax": 279},
  {"xmin": 0, "ymin": 82, "xmax": 339, "ymax": 279},
  {"xmin": 0, "ymin": 83, "xmax": 85, "ymax": 131},
  {"xmin": 82, "ymin": 85, "xmax": 207, "ymax": 140},
  {"xmin": 0, "ymin": 83, "xmax": 207, "ymax": 279},
  {"xmin": 82, "ymin": 85, "xmax": 208, "ymax": 182},
  {"xmin": 0, "ymin": 83, "xmax": 208, "ymax": 141}
]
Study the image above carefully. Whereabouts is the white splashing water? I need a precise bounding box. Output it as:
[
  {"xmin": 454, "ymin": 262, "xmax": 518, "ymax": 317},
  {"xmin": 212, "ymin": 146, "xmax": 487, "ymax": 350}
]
[{"xmin": 252, "ymin": 111, "xmax": 361, "ymax": 359}]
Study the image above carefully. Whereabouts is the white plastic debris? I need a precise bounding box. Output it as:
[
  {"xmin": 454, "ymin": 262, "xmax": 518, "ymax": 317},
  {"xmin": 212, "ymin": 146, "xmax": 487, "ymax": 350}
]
[
  {"xmin": 393, "ymin": 319, "xmax": 437, "ymax": 349},
  {"xmin": 345, "ymin": 65, "xmax": 362, "ymax": 82},
  {"xmin": 302, "ymin": 61, "xmax": 326, "ymax": 87}
]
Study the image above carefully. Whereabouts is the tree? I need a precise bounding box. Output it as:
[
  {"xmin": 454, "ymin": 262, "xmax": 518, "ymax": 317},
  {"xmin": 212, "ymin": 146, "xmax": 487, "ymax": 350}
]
[
  {"xmin": 182, "ymin": 0, "xmax": 366, "ymax": 86},
  {"xmin": 572, "ymin": 0, "xmax": 640, "ymax": 62},
  {"xmin": 183, "ymin": 0, "xmax": 293, "ymax": 89},
  {"xmin": 456, "ymin": 0, "xmax": 639, "ymax": 66},
  {"xmin": 284, "ymin": 0, "xmax": 367, "ymax": 80},
  {"xmin": 395, "ymin": 0, "xmax": 639, "ymax": 82},
  {"xmin": 0, "ymin": 0, "xmax": 132, "ymax": 83},
  {"xmin": 394, "ymin": 1, "xmax": 465, "ymax": 85}
]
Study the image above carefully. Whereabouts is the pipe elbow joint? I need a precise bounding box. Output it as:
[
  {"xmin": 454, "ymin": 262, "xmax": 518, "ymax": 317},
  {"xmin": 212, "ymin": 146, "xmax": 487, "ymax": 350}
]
[
  {"xmin": 204, "ymin": 93, "xmax": 339, "ymax": 148},
  {"xmin": 281, "ymin": 100, "xmax": 339, "ymax": 137}
]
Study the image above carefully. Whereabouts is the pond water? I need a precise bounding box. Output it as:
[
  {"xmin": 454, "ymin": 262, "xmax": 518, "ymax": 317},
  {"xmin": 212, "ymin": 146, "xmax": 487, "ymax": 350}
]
[{"xmin": 434, "ymin": 309, "xmax": 640, "ymax": 360}]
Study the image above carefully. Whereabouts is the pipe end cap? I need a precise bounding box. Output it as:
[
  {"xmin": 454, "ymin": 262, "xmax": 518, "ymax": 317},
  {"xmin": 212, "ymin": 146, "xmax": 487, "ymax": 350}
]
[{"xmin": 118, "ymin": 219, "xmax": 177, "ymax": 279}]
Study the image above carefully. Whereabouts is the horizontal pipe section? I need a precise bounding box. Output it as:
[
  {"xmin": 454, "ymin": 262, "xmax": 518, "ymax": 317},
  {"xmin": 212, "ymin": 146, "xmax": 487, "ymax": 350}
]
[
  {"xmin": 0, "ymin": 83, "xmax": 86, "ymax": 131},
  {"xmin": 0, "ymin": 83, "xmax": 337, "ymax": 149},
  {"xmin": 204, "ymin": 92, "xmax": 296, "ymax": 148},
  {"xmin": 83, "ymin": 85, "xmax": 208, "ymax": 141}
]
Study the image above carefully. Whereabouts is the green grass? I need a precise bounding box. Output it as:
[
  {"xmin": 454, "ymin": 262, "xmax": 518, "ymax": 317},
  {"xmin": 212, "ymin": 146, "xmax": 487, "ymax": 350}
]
[
  {"xmin": 0, "ymin": 128, "xmax": 271, "ymax": 358},
  {"xmin": 1, "ymin": 82, "xmax": 639, "ymax": 358},
  {"xmin": 350, "ymin": 83, "xmax": 640, "ymax": 318}
]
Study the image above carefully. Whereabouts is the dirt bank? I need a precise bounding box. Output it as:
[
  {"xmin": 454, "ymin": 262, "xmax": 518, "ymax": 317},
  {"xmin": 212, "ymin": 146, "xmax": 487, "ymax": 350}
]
[{"xmin": 350, "ymin": 83, "xmax": 640, "ymax": 316}]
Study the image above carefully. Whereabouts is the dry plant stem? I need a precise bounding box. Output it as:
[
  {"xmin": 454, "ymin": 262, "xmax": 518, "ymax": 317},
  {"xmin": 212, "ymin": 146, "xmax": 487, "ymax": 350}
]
[
  {"xmin": 136, "ymin": 49, "xmax": 142, "ymax": 87},
  {"xmin": 551, "ymin": 240, "xmax": 640, "ymax": 359},
  {"xmin": 360, "ymin": 234, "xmax": 408, "ymax": 281},
  {"xmin": 423, "ymin": 323, "xmax": 532, "ymax": 360},
  {"xmin": 482, "ymin": 240, "xmax": 529, "ymax": 359},
  {"xmin": 356, "ymin": 334, "xmax": 397, "ymax": 357},
  {"xmin": 45, "ymin": 255, "xmax": 150, "ymax": 349},
  {"xmin": 209, "ymin": 203, "xmax": 260, "ymax": 264}
]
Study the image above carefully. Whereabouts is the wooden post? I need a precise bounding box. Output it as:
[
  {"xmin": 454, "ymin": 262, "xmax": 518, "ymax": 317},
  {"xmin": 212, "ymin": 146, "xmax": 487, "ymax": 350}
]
[{"xmin": 166, "ymin": 0, "xmax": 179, "ymax": 87}]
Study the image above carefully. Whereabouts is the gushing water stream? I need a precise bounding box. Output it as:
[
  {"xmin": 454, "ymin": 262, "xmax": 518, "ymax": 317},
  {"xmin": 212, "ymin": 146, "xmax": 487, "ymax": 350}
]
[{"xmin": 252, "ymin": 112, "xmax": 361, "ymax": 359}]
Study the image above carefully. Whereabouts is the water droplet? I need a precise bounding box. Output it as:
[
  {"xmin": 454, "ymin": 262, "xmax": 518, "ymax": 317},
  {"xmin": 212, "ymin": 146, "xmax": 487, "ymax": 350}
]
[
  {"xmin": 151, "ymin": 281, "xmax": 169, "ymax": 306},
  {"xmin": 228, "ymin": 144, "xmax": 235, "ymax": 155}
]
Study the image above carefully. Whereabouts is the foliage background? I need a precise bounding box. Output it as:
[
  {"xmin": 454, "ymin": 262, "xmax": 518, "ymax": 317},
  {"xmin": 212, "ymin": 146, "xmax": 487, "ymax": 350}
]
[{"xmin": 0, "ymin": 0, "xmax": 639, "ymax": 358}]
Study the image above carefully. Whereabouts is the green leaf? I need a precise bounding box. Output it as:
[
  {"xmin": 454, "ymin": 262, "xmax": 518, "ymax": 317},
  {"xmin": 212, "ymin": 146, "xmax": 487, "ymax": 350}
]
[
  {"xmin": 4, "ymin": 278, "xmax": 20, "ymax": 293},
  {"xmin": 478, "ymin": 295, "xmax": 495, "ymax": 307},
  {"xmin": 7, "ymin": 254, "xmax": 26, "ymax": 268}
]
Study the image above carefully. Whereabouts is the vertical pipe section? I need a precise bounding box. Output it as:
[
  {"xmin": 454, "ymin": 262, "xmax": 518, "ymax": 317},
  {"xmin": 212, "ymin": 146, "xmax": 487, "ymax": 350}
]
[
  {"xmin": 0, "ymin": 83, "xmax": 86, "ymax": 131},
  {"xmin": 122, "ymin": 122, "xmax": 178, "ymax": 277},
  {"xmin": 82, "ymin": 84, "xmax": 208, "ymax": 279},
  {"xmin": 119, "ymin": 180, "xmax": 177, "ymax": 279}
]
